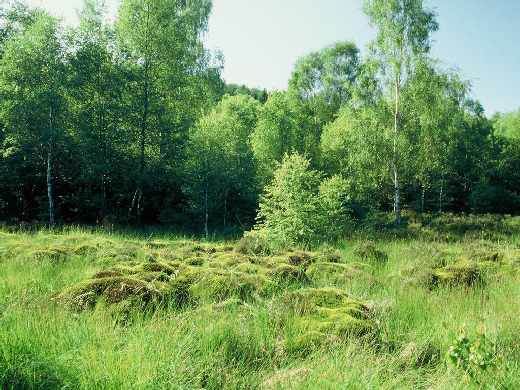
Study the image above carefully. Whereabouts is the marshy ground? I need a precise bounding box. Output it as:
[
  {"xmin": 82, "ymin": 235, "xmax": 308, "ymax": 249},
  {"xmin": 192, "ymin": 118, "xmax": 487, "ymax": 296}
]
[{"xmin": 1, "ymin": 214, "xmax": 520, "ymax": 389}]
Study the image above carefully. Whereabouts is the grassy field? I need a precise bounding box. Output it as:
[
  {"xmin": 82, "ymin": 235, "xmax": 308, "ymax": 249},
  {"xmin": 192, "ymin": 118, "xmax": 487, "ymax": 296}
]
[{"xmin": 1, "ymin": 214, "xmax": 520, "ymax": 389}]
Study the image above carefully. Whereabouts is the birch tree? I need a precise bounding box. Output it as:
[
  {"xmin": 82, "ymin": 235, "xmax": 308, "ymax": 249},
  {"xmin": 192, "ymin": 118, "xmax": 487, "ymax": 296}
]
[
  {"xmin": 364, "ymin": 0, "xmax": 438, "ymax": 224},
  {"xmin": 0, "ymin": 13, "xmax": 66, "ymax": 225},
  {"xmin": 117, "ymin": 0, "xmax": 212, "ymax": 220}
]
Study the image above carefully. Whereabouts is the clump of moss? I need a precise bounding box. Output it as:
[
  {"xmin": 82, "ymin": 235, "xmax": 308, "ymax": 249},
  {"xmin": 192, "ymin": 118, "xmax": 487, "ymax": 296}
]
[
  {"xmin": 267, "ymin": 264, "xmax": 308, "ymax": 284},
  {"xmin": 353, "ymin": 241, "xmax": 388, "ymax": 263},
  {"xmin": 144, "ymin": 241, "xmax": 170, "ymax": 249},
  {"xmin": 305, "ymin": 262, "xmax": 368, "ymax": 285},
  {"xmin": 73, "ymin": 243, "xmax": 98, "ymax": 256},
  {"xmin": 403, "ymin": 257, "xmax": 496, "ymax": 288},
  {"xmin": 191, "ymin": 270, "xmax": 266, "ymax": 302},
  {"xmin": 55, "ymin": 277, "xmax": 164, "ymax": 311},
  {"xmin": 136, "ymin": 261, "xmax": 179, "ymax": 275},
  {"xmin": 316, "ymin": 246, "xmax": 343, "ymax": 263},
  {"xmin": 431, "ymin": 260, "xmax": 485, "ymax": 287},
  {"xmin": 283, "ymin": 288, "xmax": 372, "ymax": 353},
  {"xmin": 30, "ymin": 246, "xmax": 69, "ymax": 262},
  {"xmin": 187, "ymin": 257, "xmax": 205, "ymax": 266},
  {"xmin": 287, "ymin": 252, "xmax": 314, "ymax": 267},
  {"xmin": 235, "ymin": 230, "xmax": 271, "ymax": 255}
]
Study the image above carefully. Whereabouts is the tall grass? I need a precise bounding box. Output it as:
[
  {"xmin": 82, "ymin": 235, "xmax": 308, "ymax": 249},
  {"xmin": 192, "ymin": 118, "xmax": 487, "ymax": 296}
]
[{"xmin": 1, "ymin": 217, "xmax": 519, "ymax": 389}]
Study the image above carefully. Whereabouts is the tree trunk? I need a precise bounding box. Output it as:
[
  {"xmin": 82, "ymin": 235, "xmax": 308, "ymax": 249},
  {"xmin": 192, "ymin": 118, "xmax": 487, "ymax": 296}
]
[
  {"xmin": 204, "ymin": 186, "xmax": 209, "ymax": 240},
  {"xmin": 223, "ymin": 190, "xmax": 228, "ymax": 229},
  {"xmin": 393, "ymin": 72, "xmax": 401, "ymax": 225},
  {"xmin": 138, "ymin": 71, "xmax": 149, "ymax": 221},
  {"xmin": 439, "ymin": 182, "xmax": 444, "ymax": 213},
  {"xmin": 47, "ymin": 140, "xmax": 55, "ymax": 226},
  {"xmin": 421, "ymin": 185, "xmax": 426, "ymax": 213}
]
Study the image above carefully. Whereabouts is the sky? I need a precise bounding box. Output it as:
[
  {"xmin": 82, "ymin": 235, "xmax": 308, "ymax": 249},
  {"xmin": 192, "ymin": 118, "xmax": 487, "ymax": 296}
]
[{"xmin": 26, "ymin": 0, "xmax": 520, "ymax": 115}]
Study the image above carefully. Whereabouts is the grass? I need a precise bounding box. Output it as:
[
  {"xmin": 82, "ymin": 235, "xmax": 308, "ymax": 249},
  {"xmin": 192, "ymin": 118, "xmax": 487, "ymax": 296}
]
[{"xmin": 1, "ymin": 214, "xmax": 520, "ymax": 389}]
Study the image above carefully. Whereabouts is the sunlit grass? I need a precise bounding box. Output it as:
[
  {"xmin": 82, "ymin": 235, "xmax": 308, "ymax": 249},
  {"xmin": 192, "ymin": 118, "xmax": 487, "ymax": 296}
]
[{"xmin": 1, "ymin": 216, "xmax": 519, "ymax": 389}]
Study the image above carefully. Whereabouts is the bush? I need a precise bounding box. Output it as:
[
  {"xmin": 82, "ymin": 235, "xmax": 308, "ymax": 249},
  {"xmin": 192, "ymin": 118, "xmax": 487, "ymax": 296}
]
[
  {"xmin": 469, "ymin": 183, "xmax": 520, "ymax": 214},
  {"xmin": 448, "ymin": 331, "xmax": 497, "ymax": 382},
  {"xmin": 255, "ymin": 154, "xmax": 351, "ymax": 249},
  {"xmin": 234, "ymin": 230, "xmax": 271, "ymax": 255},
  {"xmin": 318, "ymin": 175, "xmax": 352, "ymax": 239}
]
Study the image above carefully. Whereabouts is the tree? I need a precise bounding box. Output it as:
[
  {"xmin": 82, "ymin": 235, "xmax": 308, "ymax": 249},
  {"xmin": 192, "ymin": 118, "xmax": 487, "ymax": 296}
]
[
  {"xmin": 255, "ymin": 154, "xmax": 351, "ymax": 249},
  {"xmin": 66, "ymin": 0, "xmax": 129, "ymax": 221},
  {"xmin": 321, "ymin": 103, "xmax": 394, "ymax": 210},
  {"xmin": 255, "ymin": 154, "xmax": 323, "ymax": 249},
  {"xmin": 224, "ymin": 83, "xmax": 268, "ymax": 103},
  {"xmin": 364, "ymin": 0, "xmax": 438, "ymax": 224},
  {"xmin": 117, "ymin": 0, "xmax": 212, "ymax": 220},
  {"xmin": 402, "ymin": 59, "xmax": 470, "ymax": 212},
  {"xmin": 251, "ymin": 91, "xmax": 317, "ymax": 184},
  {"xmin": 289, "ymin": 41, "xmax": 360, "ymax": 122},
  {"xmin": 0, "ymin": 12, "xmax": 66, "ymax": 225},
  {"xmin": 493, "ymin": 109, "xmax": 520, "ymax": 140},
  {"xmin": 184, "ymin": 95, "xmax": 260, "ymax": 236}
]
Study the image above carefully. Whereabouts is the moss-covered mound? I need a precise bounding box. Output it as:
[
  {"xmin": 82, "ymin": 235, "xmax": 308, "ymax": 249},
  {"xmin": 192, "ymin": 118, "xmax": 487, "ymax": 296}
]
[
  {"xmin": 283, "ymin": 288, "xmax": 372, "ymax": 353},
  {"xmin": 54, "ymin": 242, "xmax": 363, "ymax": 315},
  {"xmin": 54, "ymin": 252, "xmax": 307, "ymax": 311},
  {"xmin": 55, "ymin": 276, "xmax": 165, "ymax": 311},
  {"xmin": 353, "ymin": 241, "xmax": 388, "ymax": 263},
  {"xmin": 403, "ymin": 256, "xmax": 500, "ymax": 288}
]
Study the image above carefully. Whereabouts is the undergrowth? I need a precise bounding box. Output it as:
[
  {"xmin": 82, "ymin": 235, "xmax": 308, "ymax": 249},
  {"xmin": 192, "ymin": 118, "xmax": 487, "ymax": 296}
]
[{"xmin": 1, "ymin": 214, "xmax": 520, "ymax": 389}]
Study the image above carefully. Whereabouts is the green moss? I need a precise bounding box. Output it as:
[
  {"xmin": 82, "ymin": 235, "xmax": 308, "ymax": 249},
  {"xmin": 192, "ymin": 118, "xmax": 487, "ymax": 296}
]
[
  {"xmin": 283, "ymin": 288, "xmax": 372, "ymax": 353},
  {"xmin": 30, "ymin": 247, "xmax": 69, "ymax": 262},
  {"xmin": 191, "ymin": 270, "xmax": 266, "ymax": 302},
  {"xmin": 55, "ymin": 277, "xmax": 164, "ymax": 310},
  {"xmin": 144, "ymin": 241, "xmax": 170, "ymax": 249},
  {"xmin": 287, "ymin": 252, "xmax": 315, "ymax": 267},
  {"xmin": 432, "ymin": 260, "xmax": 484, "ymax": 287},
  {"xmin": 353, "ymin": 241, "xmax": 388, "ymax": 263},
  {"xmin": 72, "ymin": 244, "xmax": 98, "ymax": 256},
  {"xmin": 267, "ymin": 264, "xmax": 308, "ymax": 284},
  {"xmin": 187, "ymin": 257, "xmax": 205, "ymax": 266},
  {"xmin": 316, "ymin": 246, "xmax": 343, "ymax": 263},
  {"xmin": 137, "ymin": 261, "xmax": 179, "ymax": 275},
  {"xmin": 92, "ymin": 269, "xmax": 125, "ymax": 279},
  {"xmin": 305, "ymin": 262, "xmax": 367, "ymax": 285}
]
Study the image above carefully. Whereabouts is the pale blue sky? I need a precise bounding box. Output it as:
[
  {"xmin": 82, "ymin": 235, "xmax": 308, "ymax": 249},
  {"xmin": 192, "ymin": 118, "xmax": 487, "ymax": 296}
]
[{"xmin": 27, "ymin": 0, "xmax": 519, "ymax": 115}]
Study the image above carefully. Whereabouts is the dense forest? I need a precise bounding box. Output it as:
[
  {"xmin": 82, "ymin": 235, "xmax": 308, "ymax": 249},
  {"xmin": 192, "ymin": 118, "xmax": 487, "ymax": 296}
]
[{"xmin": 0, "ymin": 0, "xmax": 519, "ymax": 237}]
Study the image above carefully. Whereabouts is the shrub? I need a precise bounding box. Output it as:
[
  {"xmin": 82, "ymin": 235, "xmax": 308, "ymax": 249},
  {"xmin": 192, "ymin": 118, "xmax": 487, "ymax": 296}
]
[
  {"xmin": 255, "ymin": 154, "xmax": 351, "ymax": 250},
  {"xmin": 318, "ymin": 175, "xmax": 353, "ymax": 239},
  {"xmin": 234, "ymin": 230, "xmax": 271, "ymax": 255},
  {"xmin": 448, "ymin": 331, "xmax": 497, "ymax": 382}
]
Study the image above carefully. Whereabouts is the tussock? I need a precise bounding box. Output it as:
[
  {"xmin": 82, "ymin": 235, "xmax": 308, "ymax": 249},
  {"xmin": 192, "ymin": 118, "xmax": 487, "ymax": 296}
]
[{"xmin": 283, "ymin": 288, "xmax": 372, "ymax": 353}]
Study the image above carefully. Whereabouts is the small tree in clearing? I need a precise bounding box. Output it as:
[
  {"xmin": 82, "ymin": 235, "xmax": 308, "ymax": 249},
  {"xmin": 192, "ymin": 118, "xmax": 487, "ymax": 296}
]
[{"xmin": 255, "ymin": 154, "xmax": 350, "ymax": 249}]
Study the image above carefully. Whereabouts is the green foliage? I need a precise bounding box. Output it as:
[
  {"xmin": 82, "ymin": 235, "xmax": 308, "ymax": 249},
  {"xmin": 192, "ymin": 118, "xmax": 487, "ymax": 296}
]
[
  {"xmin": 493, "ymin": 109, "xmax": 520, "ymax": 140},
  {"xmin": 256, "ymin": 154, "xmax": 323, "ymax": 249},
  {"xmin": 448, "ymin": 331, "xmax": 497, "ymax": 382},
  {"xmin": 289, "ymin": 41, "xmax": 360, "ymax": 122},
  {"xmin": 251, "ymin": 92, "xmax": 319, "ymax": 184},
  {"xmin": 318, "ymin": 175, "xmax": 353, "ymax": 236},
  {"xmin": 224, "ymin": 83, "xmax": 268, "ymax": 103},
  {"xmin": 255, "ymin": 154, "xmax": 351, "ymax": 249},
  {"xmin": 184, "ymin": 94, "xmax": 260, "ymax": 233}
]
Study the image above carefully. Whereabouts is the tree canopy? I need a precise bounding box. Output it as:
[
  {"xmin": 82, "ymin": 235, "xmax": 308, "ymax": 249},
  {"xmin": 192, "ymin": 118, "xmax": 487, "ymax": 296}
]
[{"xmin": 0, "ymin": 0, "xmax": 518, "ymax": 234}]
